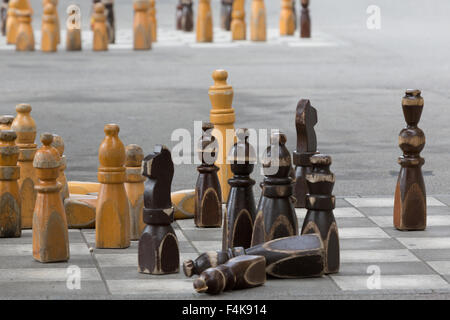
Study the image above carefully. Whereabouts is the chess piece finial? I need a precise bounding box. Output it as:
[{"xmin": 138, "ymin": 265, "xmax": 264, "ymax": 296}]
[
  {"xmin": 300, "ymin": 0, "xmax": 310, "ymax": 38},
  {"xmin": 393, "ymin": 89, "xmax": 426, "ymax": 231},
  {"xmin": 0, "ymin": 115, "xmax": 15, "ymax": 131},
  {"xmin": 41, "ymin": 3, "xmax": 57, "ymax": 52},
  {"xmin": 6, "ymin": 0, "xmax": 19, "ymax": 44},
  {"xmin": 51, "ymin": 134, "xmax": 69, "ymax": 201},
  {"xmin": 66, "ymin": 4, "xmax": 82, "ymax": 51},
  {"xmin": 133, "ymin": 0, "xmax": 151, "ymax": 50},
  {"xmin": 15, "ymin": 7, "xmax": 34, "ymax": 51},
  {"xmin": 0, "ymin": 130, "xmax": 21, "ymax": 238},
  {"xmin": 196, "ymin": 0, "xmax": 213, "ymax": 42},
  {"xmin": 92, "ymin": 2, "xmax": 108, "ymax": 51},
  {"xmin": 250, "ymin": 0, "xmax": 266, "ymax": 41},
  {"xmin": 32, "ymin": 133, "xmax": 70, "ymax": 263},
  {"xmin": 231, "ymin": 0, "xmax": 245, "ymax": 40},
  {"xmin": 280, "ymin": 0, "xmax": 295, "ymax": 36}
]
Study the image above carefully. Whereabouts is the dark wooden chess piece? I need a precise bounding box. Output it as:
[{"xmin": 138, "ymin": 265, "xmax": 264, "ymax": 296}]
[
  {"xmin": 301, "ymin": 154, "xmax": 339, "ymax": 274},
  {"xmin": 251, "ymin": 132, "xmax": 298, "ymax": 246},
  {"xmin": 293, "ymin": 99, "xmax": 318, "ymax": 208},
  {"xmin": 176, "ymin": 0, "xmax": 183, "ymax": 30},
  {"xmin": 103, "ymin": 0, "xmax": 115, "ymax": 43},
  {"xmin": 300, "ymin": 0, "xmax": 310, "ymax": 38},
  {"xmin": 194, "ymin": 255, "xmax": 266, "ymax": 294},
  {"xmin": 195, "ymin": 122, "xmax": 222, "ymax": 228},
  {"xmin": 138, "ymin": 145, "xmax": 180, "ymax": 275},
  {"xmin": 394, "ymin": 89, "xmax": 426, "ymax": 231},
  {"xmin": 222, "ymin": 128, "xmax": 256, "ymax": 251},
  {"xmin": 181, "ymin": 0, "xmax": 194, "ymax": 32},
  {"xmin": 1, "ymin": 0, "xmax": 8, "ymax": 36},
  {"xmin": 221, "ymin": 0, "xmax": 233, "ymax": 31},
  {"xmin": 184, "ymin": 234, "xmax": 325, "ymax": 279},
  {"xmin": 292, "ymin": 0, "xmax": 297, "ymax": 31}
]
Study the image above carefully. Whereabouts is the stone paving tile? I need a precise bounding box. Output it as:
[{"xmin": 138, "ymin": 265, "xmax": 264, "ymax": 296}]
[
  {"xmin": 0, "ymin": 268, "xmax": 101, "ymax": 282},
  {"xmin": 370, "ymin": 215, "xmax": 450, "ymax": 228},
  {"xmin": 358, "ymin": 206, "xmax": 450, "ymax": 216},
  {"xmin": 339, "ymin": 227, "xmax": 390, "ymax": 239},
  {"xmin": 412, "ymin": 249, "xmax": 450, "ymax": 261},
  {"xmin": 107, "ymin": 279, "xmax": 195, "ymax": 295},
  {"xmin": 382, "ymin": 226, "xmax": 450, "ymax": 238},
  {"xmin": 0, "ymin": 281, "xmax": 108, "ymax": 298},
  {"xmin": 101, "ymin": 266, "xmax": 194, "ymax": 281},
  {"xmin": 339, "ymin": 238, "xmax": 406, "ymax": 250},
  {"xmin": 296, "ymin": 207, "xmax": 364, "ymax": 219},
  {"xmin": 95, "ymin": 252, "xmax": 196, "ymax": 268},
  {"xmin": 191, "ymin": 241, "xmax": 223, "ymax": 253},
  {"xmin": 397, "ymin": 237, "xmax": 450, "ymax": 250},
  {"xmin": 0, "ymin": 243, "xmax": 90, "ymax": 256},
  {"xmin": 0, "ymin": 254, "xmax": 95, "ymax": 269},
  {"xmin": 345, "ymin": 197, "xmax": 445, "ymax": 208},
  {"xmin": 0, "ymin": 229, "xmax": 85, "ymax": 244},
  {"xmin": 426, "ymin": 261, "xmax": 450, "ymax": 275},
  {"xmin": 341, "ymin": 249, "xmax": 419, "ymax": 263},
  {"xmin": 335, "ymin": 217, "xmax": 377, "ymax": 228},
  {"xmin": 338, "ymin": 262, "xmax": 436, "ymax": 276}
]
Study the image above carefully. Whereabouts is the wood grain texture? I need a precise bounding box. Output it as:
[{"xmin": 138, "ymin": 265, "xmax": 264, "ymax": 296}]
[
  {"xmin": 64, "ymin": 195, "xmax": 96, "ymax": 229},
  {"xmin": 250, "ymin": 0, "xmax": 266, "ymax": 41},
  {"xmin": 5, "ymin": 0, "xmax": 18, "ymax": 44},
  {"xmin": 172, "ymin": 189, "xmax": 195, "ymax": 219},
  {"xmin": 133, "ymin": 0, "xmax": 151, "ymax": 50},
  {"xmin": 231, "ymin": 0, "xmax": 245, "ymax": 40},
  {"xmin": 147, "ymin": 0, "xmax": 157, "ymax": 42},
  {"xmin": 15, "ymin": 8, "xmax": 34, "ymax": 51},
  {"xmin": 92, "ymin": 3, "xmax": 108, "ymax": 51},
  {"xmin": 280, "ymin": 0, "xmax": 295, "ymax": 36},
  {"xmin": 300, "ymin": 0, "xmax": 310, "ymax": 38},
  {"xmin": 0, "ymin": 115, "xmax": 14, "ymax": 131},
  {"xmin": 196, "ymin": 0, "xmax": 213, "ymax": 42}
]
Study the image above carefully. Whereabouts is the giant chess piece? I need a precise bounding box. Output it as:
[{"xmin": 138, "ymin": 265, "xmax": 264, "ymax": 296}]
[
  {"xmin": 394, "ymin": 89, "xmax": 426, "ymax": 231},
  {"xmin": 250, "ymin": 0, "xmax": 266, "ymax": 41},
  {"xmin": 11, "ymin": 104, "xmax": 37, "ymax": 229},
  {"xmin": 138, "ymin": 145, "xmax": 180, "ymax": 275},
  {"xmin": 66, "ymin": 3, "xmax": 82, "ymax": 51},
  {"xmin": 280, "ymin": 0, "xmax": 295, "ymax": 36},
  {"xmin": 0, "ymin": 115, "xmax": 14, "ymax": 131},
  {"xmin": 92, "ymin": 2, "xmax": 108, "ymax": 51},
  {"xmin": 194, "ymin": 255, "xmax": 266, "ymax": 294},
  {"xmin": 181, "ymin": 0, "xmax": 194, "ymax": 32},
  {"xmin": 148, "ymin": 0, "xmax": 157, "ymax": 42},
  {"xmin": 230, "ymin": 0, "xmax": 245, "ymax": 40},
  {"xmin": 293, "ymin": 99, "xmax": 318, "ymax": 208},
  {"xmin": 196, "ymin": 0, "xmax": 212, "ymax": 42},
  {"xmin": 222, "ymin": 128, "xmax": 256, "ymax": 250},
  {"xmin": 41, "ymin": 2, "xmax": 57, "ymax": 52},
  {"xmin": 43, "ymin": 0, "xmax": 60, "ymax": 44},
  {"xmin": 103, "ymin": 0, "xmax": 115, "ymax": 44},
  {"xmin": 51, "ymin": 135, "xmax": 69, "ymax": 202},
  {"xmin": 0, "ymin": 130, "xmax": 21, "ymax": 238},
  {"xmin": 1, "ymin": 0, "xmax": 9, "ymax": 36},
  {"xmin": 184, "ymin": 234, "xmax": 325, "ymax": 278},
  {"xmin": 6, "ymin": 0, "xmax": 18, "ymax": 44},
  {"xmin": 292, "ymin": 0, "xmax": 297, "ymax": 30},
  {"xmin": 176, "ymin": 0, "xmax": 182, "ymax": 30},
  {"xmin": 133, "ymin": 0, "xmax": 151, "ymax": 50},
  {"xmin": 251, "ymin": 132, "xmax": 298, "ymax": 246},
  {"xmin": 195, "ymin": 122, "xmax": 222, "ymax": 228},
  {"xmin": 32, "ymin": 133, "xmax": 70, "ymax": 263},
  {"xmin": 221, "ymin": 0, "xmax": 233, "ymax": 31},
  {"xmin": 95, "ymin": 124, "xmax": 130, "ymax": 249},
  {"xmin": 15, "ymin": 7, "xmax": 34, "ymax": 51},
  {"xmin": 301, "ymin": 154, "xmax": 339, "ymax": 274},
  {"xmin": 300, "ymin": 0, "xmax": 310, "ymax": 38}
]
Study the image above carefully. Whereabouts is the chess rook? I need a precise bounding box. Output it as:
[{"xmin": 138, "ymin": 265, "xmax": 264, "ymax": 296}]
[
  {"xmin": 280, "ymin": 0, "xmax": 295, "ymax": 36},
  {"xmin": 32, "ymin": 133, "xmax": 70, "ymax": 263},
  {"xmin": 194, "ymin": 255, "xmax": 266, "ymax": 294},
  {"xmin": 184, "ymin": 234, "xmax": 325, "ymax": 279},
  {"xmin": 231, "ymin": 0, "xmax": 245, "ymax": 40},
  {"xmin": 0, "ymin": 115, "xmax": 14, "ymax": 131},
  {"xmin": 95, "ymin": 124, "xmax": 130, "ymax": 249},
  {"xmin": 393, "ymin": 89, "xmax": 426, "ymax": 231},
  {"xmin": 221, "ymin": 0, "xmax": 233, "ymax": 31},
  {"xmin": 138, "ymin": 145, "xmax": 180, "ymax": 275},
  {"xmin": 51, "ymin": 135, "xmax": 69, "ymax": 202},
  {"xmin": 66, "ymin": 3, "xmax": 82, "ymax": 51},
  {"xmin": 251, "ymin": 132, "xmax": 298, "ymax": 246},
  {"xmin": 6, "ymin": 0, "xmax": 18, "ymax": 44},
  {"xmin": 223, "ymin": 128, "xmax": 256, "ymax": 250},
  {"xmin": 41, "ymin": 3, "xmax": 57, "ymax": 52},
  {"xmin": 0, "ymin": 130, "xmax": 21, "ymax": 238},
  {"xmin": 300, "ymin": 0, "xmax": 310, "ymax": 38},
  {"xmin": 133, "ymin": 0, "xmax": 152, "ymax": 50},
  {"xmin": 209, "ymin": 69, "xmax": 235, "ymax": 201},
  {"xmin": 15, "ymin": 8, "xmax": 34, "ymax": 51},
  {"xmin": 104, "ymin": 0, "xmax": 115, "ymax": 43},
  {"xmin": 195, "ymin": 122, "xmax": 222, "ymax": 228},
  {"xmin": 124, "ymin": 144, "xmax": 145, "ymax": 241},
  {"xmin": 181, "ymin": 0, "xmax": 194, "ymax": 32},
  {"xmin": 301, "ymin": 154, "xmax": 339, "ymax": 274},
  {"xmin": 92, "ymin": 3, "xmax": 108, "ymax": 51},
  {"xmin": 293, "ymin": 99, "xmax": 318, "ymax": 208},
  {"xmin": 250, "ymin": 0, "xmax": 266, "ymax": 41},
  {"xmin": 11, "ymin": 104, "xmax": 37, "ymax": 229},
  {"xmin": 196, "ymin": 0, "xmax": 212, "ymax": 42}
]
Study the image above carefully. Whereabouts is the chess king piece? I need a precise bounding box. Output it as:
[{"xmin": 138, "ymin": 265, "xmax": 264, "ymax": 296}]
[
  {"xmin": 222, "ymin": 128, "xmax": 256, "ymax": 250},
  {"xmin": 148, "ymin": 0, "xmax": 157, "ymax": 42},
  {"xmin": 103, "ymin": 0, "xmax": 115, "ymax": 44},
  {"xmin": 15, "ymin": 8, "xmax": 34, "ymax": 51},
  {"xmin": 301, "ymin": 154, "xmax": 339, "ymax": 274},
  {"xmin": 195, "ymin": 122, "xmax": 222, "ymax": 228},
  {"xmin": 176, "ymin": 0, "xmax": 182, "ymax": 30},
  {"xmin": 293, "ymin": 99, "xmax": 318, "ymax": 208},
  {"xmin": 184, "ymin": 234, "xmax": 325, "ymax": 278},
  {"xmin": 124, "ymin": 144, "xmax": 145, "ymax": 241},
  {"xmin": 51, "ymin": 135, "xmax": 69, "ymax": 202},
  {"xmin": 196, "ymin": 0, "xmax": 212, "ymax": 42},
  {"xmin": 250, "ymin": 0, "xmax": 266, "ymax": 41},
  {"xmin": 138, "ymin": 145, "xmax": 180, "ymax": 275},
  {"xmin": 394, "ymin": 89, "xmax": 426, "ymax": 231},
  {"xmin": 280, "ymin": 0, "xmax": 295, "ymax": 36},
  {"xmin": 66, "ymin": 4, "xmax": 82, "ymax": 51},
  {"xmin": 11, "ymin": 104, "xmax": 37, "ymax": 229},
  {"xmin": 209, "ymin": 69, "xmax": 235, "ymax": 201},
  {"xmin": 32, "ymin": 133, "xmax": 70, "ymax": 263},
  {"xmin": 251, "ymin": 132, "xmax": 298, "ymax": 246},
  {"xmin": 41, "ymin": 3, "xmax": 57, "ymax": 52},
  {"xmin": 0, "ymin": 115, "xmax": 14, "ymax": 131},
  {"xmin": 92, "ymin": 2, "xmax": 108, "ymax": 51},
  {"xmin": 0, "ymin": 130, "xmax": 21, "ymax": 238},
  {"xmin": 95, "ymin": 124, "xmax": 130, "ymax": 249},
  {"xmin": 133, "ymin": 0, "xmax": 151, "ymax": 50},
  {"xmin": 1, "ymin": 0, "xmax": 9, "ymax": 36},
  {"xmin": 6, "ymin": 0, "xmax": 18, "ymax": 44},
  {"xmin": 181, "ymin": 0, "xmax": 193, "ymax": 32},
  {"xmin": 300, "ymin": 0, "xmax": 310, "ymax": 38},
  {"xmin": 220, "ymin": 0, "xmax": 233, "ymax": 31},
  {"xmin": 194, "ymin": 255, "xmax": 266, "ymax": 294},
  {"xmin": 231, "ymin": 0, "xmax": 245, "ymax": 41}
]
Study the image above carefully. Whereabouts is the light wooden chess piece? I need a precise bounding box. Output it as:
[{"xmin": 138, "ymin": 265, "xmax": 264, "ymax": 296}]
[
  {"xmin": 6, "ymin": 0, "xmax": 19, "ymax": 44},
  {"xmin": 92, "ymin": 2, "xmax": 108, "ymax": 51},
  {"xmin": 280, "ymin": 0, "xmax": 295, "ymax": 36},
  {"xmin": 148, "ymin": 0, "xmax": 157, "ymax": 42},
  {"xmin": 15, "ymin": 7, "xmax": 34, "ymax": 51},
  {"xmin": 134, "ymin": 0, "xmax": 152, "ymax": 50},
  {"xmin": 250, "ymin": 0, "xmax": 266, "ymax": 41},
  {"xmin": 196, "ymin": 0, "xmax": 212, "ymax": 42},
  {"xmin": 0, "ymin": 115, "xmax": 15, "ymax": 131},
  {"xmin": 51, "ymin": 135, "xmax": 69, "ymax": 201},
  {"xmin": 41, "ymin": 2, "xmax": 57, "ymax": 52},
  {"xmin": 231, "ymin": 0, "xmax": 245, "ymax": 41}
]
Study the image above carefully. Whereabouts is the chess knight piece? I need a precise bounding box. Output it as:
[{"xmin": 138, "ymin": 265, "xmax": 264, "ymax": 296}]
[
  {"xmin": 300, "ymin": 0, "xmax": 310, "ymax": 38},
  {"xmin": 231, "ymin": 0, "xmax": 245, "ymax": 40},
  {"xmin": 138, "ymin": 145, "xmax": 180, "ymax": 275},
  {"xmin": 393, "ymin": 89, "xmax": 426, "ymax": 231}
]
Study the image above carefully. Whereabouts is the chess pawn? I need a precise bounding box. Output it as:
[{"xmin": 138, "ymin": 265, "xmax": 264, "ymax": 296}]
[
  {"xmin": 176, "ymin": 0, "xmax": 182, "ymax": 30},
  {"xmin": 194, "ymin": 255, "xmax": 266, "ymax": 294},
  {"xmin": 1, "ymin": 0, "xmax": 9, "ymax": 36},
  {"xmin": 184, "ymin": 234, "xmax": 325, "ymax": 279},
  {"xmin": 41, "ymin": 3, "xmax": 57, "ymax": 52},
  {"xmin": 0, "ymin": 115, "xmax": 15, "ymax": 131},
  {"xmin": 0, "ymin": 130, "xmax": 21, "ymax": 238},
  {"xmin": 251, "ymin": 132, "xmax": 298, "ymax": 247},
  {"xmin": 293, "ymin": 99, "xmax": 318, "ymax": 208},
  {"xmin": 300, "ymin": 0, "xmax": 310, "ymax": 38},
  {"xmin": 15, "ymin": 8, "xmax": 34, "ymax": 51},
  {"xmin": 32, "ymin": 133, "xmax": 70, "ymax": 263},
  {"xmin": 92, "ymin": 3, "xmax": 108, "ymax": 51},
  {"xmin": 95, "ymin": 124, "xmax": 130, "ymax": 249},
  {"xmin": 195, "ymin": 122, "xmax": 222, "ymax": 228},
  {"xmin": 104, "ymin": 0, "xmax": 115, "ymax": 44},
  {"xmin": 280, "ymin": 0, "xmax": 295, "ymax": 36},
  {"xmin": 209, "ymin": 70, "xmax": 235, "ymax": 201},
  {"xmin": 6, "ymin": 0, "xmax": 18, "ymax": 44},
  {"xmin": 181, "ymin": 0, "xmax": 193, "ymax": 32},
  {"xmin": 148, "ymin": 0, "xmax": 157, "ymax": 42},
  {"xmin": 11, "ymin": 104, "xmax": 37, "ymax": 229},
  {"xmin": 196, "ymin": 0, "xmax": 213, "ymax": 42},
  {"xmin": 231, "ymin": 0, "xmax": 245, "ymax": 40},
  {"xmin": 138, "ymin": 145, "xmax": 180, "ymax": 275},
  {"xmin": 222, "ymin": 128, "xmax": 256, "ymax": 250},
  {"xmin": 221, "ymin": 0, "xmax": 233, "ymax": 31},
  {"xmin": 51, "ymin": 135, "xmax": 69, "ymax": 202},
  {"xmin": 394, "ymin": 89, "xmax": 426, "ymax": 231},
  {"xmin": 124, "ymin": 144, "xmax": 145, "ymax": 241},
  {"xmin": 301, "ymin": 154, "xmax": 339, "ymax": 274},
  {"xmin": 250, "ymin": 0, "xmax": 266, "ymax": 41},
  {"xmin": 66, "ymin": 4, "xmax": 82, "ymax": 51},
  {"xmin": 133, "ymin": 0, "xmax": 151, "ymax": 50}
]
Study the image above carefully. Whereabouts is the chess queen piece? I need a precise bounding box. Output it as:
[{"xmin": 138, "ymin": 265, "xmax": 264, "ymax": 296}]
[
  {"xmin": 231, "ymin": 0, "xmax": 245, "ymax": 40},
  {"xmin": 280, "ymin": 0, "xmax": 295, "ymax": 36},
  {"xmin": 300, "ymin": 0, "xmax": 310, "ymax": 38},
  {"xmin": 196, "ymin": 0, "xmax": 212, "ymax": 42},
  {"xmin": 250, "ymin": 0, "xmax": 266, "ymax": 41},
  {"xmin": 393, "ymin": 89, "xmax": 426, "ymax": 231}
]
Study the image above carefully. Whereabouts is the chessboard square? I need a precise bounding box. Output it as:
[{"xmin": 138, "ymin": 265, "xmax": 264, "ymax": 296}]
[
  {"xmin": 336, "ymin": 217, "xmax": 377, "ymax": 228},
  {"xmin": 341, "ymin": 249, "xmax": 419, "ymax": 263},
  {"xmin": 0, "ymin": 267, "xmax": 101, "ymax": 282},
  {"xmin": 340, "ymin": 238, "xmax": 406, "ymax": 250},
  {"xmin": 334, "ymin": 207, "xmax": 365, "ymax": 218},
  {"xmin": 0, "ymin": 254, "xmax": 96, "ymax": 269},
  {"xmin": 181, "ymin": 229, "xmax": 222, "ymax": 241},
  {"xmin": 338, "ymin": 262, "xmax": 436, "ymax": 276},
  {"xmin": 339, "ymin": 227, "xmax": 390, "ymax": 239},
  {"xmin": 383, "ymin": 226, "xmax": 450, "ymax": 238},
  {"xmin": 0, "ymin": 243, "xmax": 91, "ymax": 256},
  {"xmin": 427, "ymin": 261, "xmax": 450, "ymax": 275},
  {"xmin": 175, "ymin": 229, "xmax": 187, "ymax": 242},
  {"xmin": 107, "ymin": 279, "xmax": 193, "ymax": 295},
  {"xmin": 191, "ymin": 240, "xmax": 222, "ymax": 252},
  {"xmin": 371, "ymin": 215, "xmax": 450, "ymax": 228},
  {"xmin": 397, "ymin": 237, "xmax": 450, "ymax": 250},
  {"xmin": 346, "ymin": 197, "xmax": 445, "ymax": 208},
  {"xmin": 331, "ymin": 275, "xmax": 449, "ymax": 291},
  {"xmin": 95, "ymin": 253, "xmax": 137, "ymax": 267},
  {"xmin": 413, "ymin": 249, "xmax": 450, "ymax": 261},
  {"xmin": 101, "ymin": 266, "xmax": 190, "ymax": 280}
]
